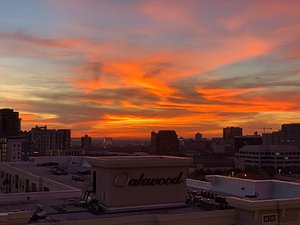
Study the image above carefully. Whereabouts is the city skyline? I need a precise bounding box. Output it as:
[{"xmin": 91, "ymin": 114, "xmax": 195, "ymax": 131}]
[{"xmin": 1, "ymin": 1, "xmax": 300, "ymax": 138}]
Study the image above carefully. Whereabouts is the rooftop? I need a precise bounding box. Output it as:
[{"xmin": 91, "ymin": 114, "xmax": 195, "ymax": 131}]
[
  {"xmin": 4, "ymin": 157, "xmax": 300, "ymax": 224},
  {"xmin": 0, "ymin": 156, "xmax": 230, "ymax": 224},
  {"xmin": 189, "ymin": 175, "xmax": 300, "ymax": 201},
  {"xmin": 12, "ymin": 162, "xmax": 91, "ymax": 191}
]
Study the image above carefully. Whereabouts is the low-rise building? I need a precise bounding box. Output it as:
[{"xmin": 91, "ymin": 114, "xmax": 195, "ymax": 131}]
[
  {"xmin": 235, "ymin": 145, "xmax": 300, "ymax": 170},
  {"xmin": 7, "ymin": 136, "xmax": 33, "ymax": 162}
]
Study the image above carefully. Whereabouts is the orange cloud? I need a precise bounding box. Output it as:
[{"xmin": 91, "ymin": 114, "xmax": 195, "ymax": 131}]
[
  {"xmin": 2, "ymin": 1, "xmax": 300, "ymax": 138},
  {"xmin": 67, "ymin": 33, "xmax": 272, "ymax": 101}
]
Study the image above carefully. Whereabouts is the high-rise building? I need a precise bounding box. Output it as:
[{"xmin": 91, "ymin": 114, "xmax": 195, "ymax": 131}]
[
  {"xmin": 81, "ymin": 134, "xmax": 92, "ymax": 155},
  {"xmin": 281, "ymin": 123, "xmax": 300, "ymax": 147},
  {"xmin": 151, "ymin": 130, "xmax": 180, "ymax": 156},
  {"xmin": 0, "ymin": 108, "xmax": 21, "ymax": 138},
  {"xmin": 30, "ymin": 125, "xmax": 71, "ymax": 156},
  {"xmin": 195, "ymin": 132, "xmax": 203, "ymax": 141},
  {"xmin": 223, "ymin": 127, "xmax": 243, "ymax": 144}
]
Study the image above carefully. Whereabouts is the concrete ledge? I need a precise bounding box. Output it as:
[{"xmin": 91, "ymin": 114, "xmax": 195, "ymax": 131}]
[
  {"xmin": 33, "ymin": 209, "xmax": 236, "ymax": 225},
  {"xmin": 0, "ymin": 211, "xmax": 32, "ymax": 225},
  {"xmin": 0, "ymin": 189, "xmax": 81, "ymax": 203},
  {"xmin": 87, "ymin": 156, "xmax": 192, "ymax": 169},
  {"xmin": 101, "ymin": 202, "xmax": 186, "ymax": 212},
  {"xmin": 187, "ymin": 179, "xmax": 212, "ymax": 190}
]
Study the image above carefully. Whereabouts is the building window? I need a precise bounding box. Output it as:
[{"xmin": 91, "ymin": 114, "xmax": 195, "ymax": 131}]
[{"xmin": 262, "ymin": 214, "xmax": 277, "ymax": 224}]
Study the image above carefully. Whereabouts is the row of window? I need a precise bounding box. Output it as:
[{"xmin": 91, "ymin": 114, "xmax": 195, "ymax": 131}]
[
  {"xmin": 238, "ymin": 156, "xmax": 300, "ymax": 160},
  {"xmin": 244, "ymin": 160, "xmax": 300, "ymax": 164},
  {"xmin": 239, "ymin": 151, "xmax": 300, "ymax": 155}
]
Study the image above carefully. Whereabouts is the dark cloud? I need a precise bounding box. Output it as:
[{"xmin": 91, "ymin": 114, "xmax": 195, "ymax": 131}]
[
  {"xmin": 0, "ymin": 31, "xmax": 64, "ymax": 48},
  {"xmin": 143, "ymin": 62, "xmax": 173, "ymax": 78},
  {"xmin": 86, "ymin": 87, "xmax": 161, "ymax": 105},
  {"xmin": 79, "ymin": 62, "xmax": 103, "ymax": 80}
]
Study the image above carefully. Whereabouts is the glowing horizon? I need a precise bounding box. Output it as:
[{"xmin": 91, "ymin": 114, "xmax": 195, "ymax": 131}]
[{"xmin": 1, "ymin": 1, "xmax": 300, "ymax": 138}]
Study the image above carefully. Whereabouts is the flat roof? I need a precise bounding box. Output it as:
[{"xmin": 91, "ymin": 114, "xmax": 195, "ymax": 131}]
[
  {"xmin": 11, "ymin": 156, "xmax": 192, "ymax": 190},
  {"xmin": 12, "ymin": 161, "xmax": 300, "ymax": 202},
  {"xmin": 12, "ymin": 162, "xmax": 91, "ymax": 191},
  {"xmin": 190, "ymin": 175, "xmax": 300, "ymax": 201}
]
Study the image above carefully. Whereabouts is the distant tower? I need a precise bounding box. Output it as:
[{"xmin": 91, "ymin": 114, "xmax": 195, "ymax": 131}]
[
  {"xmin": 151, "ymin": 131, "xmax": 157, "ymax": 153},
  {"xmin": 81, "ymin": 134, "xmax": 92, "ymax": 155},
  {"xmin": 195, "ymin": 132, "xmax": 202, "ymax": 141}
]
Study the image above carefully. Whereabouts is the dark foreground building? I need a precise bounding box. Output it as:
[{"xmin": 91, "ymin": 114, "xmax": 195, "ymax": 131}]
[
  {"xmin": 0, "ymin": 108, "xmax": 21, "ymax": 138},
  {"xmin": 234, "ymin": 135, "xmax": 262, "ymax": 152},
  {"xmin": 151, "ymin": 130, "xmax": 181, "ymax": 156}
]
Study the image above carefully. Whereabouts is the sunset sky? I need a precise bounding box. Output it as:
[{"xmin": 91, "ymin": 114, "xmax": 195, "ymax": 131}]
[{"xmin": 1, "ymin": 0, "xmax": 300, "ymax": 138}]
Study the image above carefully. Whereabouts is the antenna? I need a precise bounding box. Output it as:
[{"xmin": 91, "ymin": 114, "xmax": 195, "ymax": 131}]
[{"xmin": 263, "ymin": 126, "xmax": 272, "ymax": 134}]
